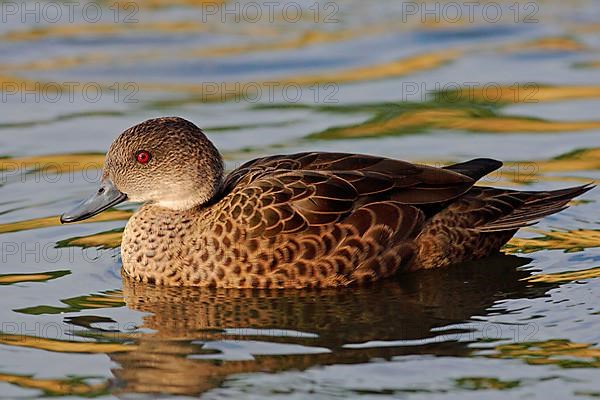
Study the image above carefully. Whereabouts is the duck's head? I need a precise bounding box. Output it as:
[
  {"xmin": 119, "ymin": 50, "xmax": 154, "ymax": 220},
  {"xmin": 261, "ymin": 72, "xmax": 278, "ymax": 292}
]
[{"xmin": 61, "ymin": 117, "xmax": 223, "ymax": 223}]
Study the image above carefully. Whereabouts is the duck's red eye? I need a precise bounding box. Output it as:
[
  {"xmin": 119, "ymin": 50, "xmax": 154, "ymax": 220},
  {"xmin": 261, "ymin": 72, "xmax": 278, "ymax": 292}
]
[{"xmin": 136, "ymin": 151, "xmax": 151, "ymax": 164}]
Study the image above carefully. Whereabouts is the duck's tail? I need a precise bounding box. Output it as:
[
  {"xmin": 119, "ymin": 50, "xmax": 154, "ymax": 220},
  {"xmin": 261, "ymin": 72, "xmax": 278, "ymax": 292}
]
[
  {"xmin": 475, "ymin": 184, "xmax": 595, "ymax": 232},
  {"xmin": 408, "ymin": 183, "xmax": 594, "ymax": 270},
  {"xmin": 442, "ymin": 159, "xmax": 594, "ymax": 231}
]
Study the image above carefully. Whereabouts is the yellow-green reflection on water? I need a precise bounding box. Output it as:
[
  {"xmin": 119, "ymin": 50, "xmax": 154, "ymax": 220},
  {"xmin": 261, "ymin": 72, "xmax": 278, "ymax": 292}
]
[
  {"xmin": 493, "ymin": 340, "xmax": 600, "ymax": 368},
  {"xmin": 0, "ymin": 270, "xmax": 70, "ymax": 285},
  {"xmin": 15, "ymin": 290, "xmax": 126, "ymax": 315},
  {"xmin": 525, "ymin": 266, "xmax": 600, "ymax": 283},
  {"xmin": 0, "ymin": 373, "xmax": 109, "ymax": 397},
  {"xmin": 506, "ymin": 229, "xmax": 600, "ymax": 254},
  {"xmin": 0, "ymin": 210, "xmax": 131, "ymax": 234}
]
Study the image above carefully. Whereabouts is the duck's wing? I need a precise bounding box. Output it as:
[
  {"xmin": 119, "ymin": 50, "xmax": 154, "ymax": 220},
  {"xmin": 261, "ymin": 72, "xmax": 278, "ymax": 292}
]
[
  {"xmin": 223, "ymin": 152, "xmax": 480, "ymax": 203},
  {"xmin": 219, "ymin": 152, "xmax": 484, "ymax": 237}
]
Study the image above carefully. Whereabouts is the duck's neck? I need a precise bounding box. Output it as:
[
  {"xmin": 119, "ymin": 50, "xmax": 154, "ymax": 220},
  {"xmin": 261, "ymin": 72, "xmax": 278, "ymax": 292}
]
[
  {"xmin": 156, "ymin": 169, "xmax": 224, "ymax": 211},
  {"xmin": 156, "ymin": 197, "xmax": 209, "ymax": 211}
]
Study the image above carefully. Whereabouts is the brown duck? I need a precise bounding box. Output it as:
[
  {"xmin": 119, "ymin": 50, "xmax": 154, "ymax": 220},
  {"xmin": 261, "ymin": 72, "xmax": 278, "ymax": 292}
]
[{"xmin": 61, "ymin": 117, "xmax": 593, "ymax": 288}]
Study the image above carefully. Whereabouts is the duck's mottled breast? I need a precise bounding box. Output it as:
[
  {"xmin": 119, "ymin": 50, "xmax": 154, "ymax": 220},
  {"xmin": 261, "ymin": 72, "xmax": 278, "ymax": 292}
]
[
  {"xmin": 120, "ymin": 199, "xmax": 295, "ymax": 288},
  {"xmin": 121, "ymin": 204, "xmax": 210, "ymax": 285}
]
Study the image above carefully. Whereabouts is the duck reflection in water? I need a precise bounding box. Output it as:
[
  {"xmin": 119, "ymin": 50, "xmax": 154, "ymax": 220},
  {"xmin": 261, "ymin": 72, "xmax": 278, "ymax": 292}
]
[{"xmin": 97, "ymin": 255, "xmax": 555, "ymax": 396}]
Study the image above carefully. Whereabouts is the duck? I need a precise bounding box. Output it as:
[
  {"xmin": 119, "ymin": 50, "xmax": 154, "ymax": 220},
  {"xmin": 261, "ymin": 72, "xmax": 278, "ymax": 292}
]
[{"xmin": 61, "ymin": 117, "xmax": 593, "ymax": 288}]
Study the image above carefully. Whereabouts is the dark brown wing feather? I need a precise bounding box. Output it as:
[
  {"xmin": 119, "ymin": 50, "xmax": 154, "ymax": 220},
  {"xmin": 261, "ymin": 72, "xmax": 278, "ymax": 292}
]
[
  {"xmin": 220, "ymin": 152, "xmax": 477, "ymax": 238},
  {"xmin": 473, "ymin": 184, "xmax": 594, "ymax": 232},
  {"xmin": 443, "ymin": 158, "xmax": 503, "ymax": 180}
]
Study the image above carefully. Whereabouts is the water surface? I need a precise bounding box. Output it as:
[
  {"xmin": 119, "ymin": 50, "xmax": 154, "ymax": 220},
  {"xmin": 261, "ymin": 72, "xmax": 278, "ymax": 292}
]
[{"xmin": 0, "ymin": 1, "xmax": 599, "ymax": 398}]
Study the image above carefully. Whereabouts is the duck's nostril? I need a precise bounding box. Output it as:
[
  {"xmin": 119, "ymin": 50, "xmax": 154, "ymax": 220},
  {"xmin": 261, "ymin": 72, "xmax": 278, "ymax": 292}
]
[{"xmin": 98, "ymin": 187, "xmax": 105, "ymax": 194}]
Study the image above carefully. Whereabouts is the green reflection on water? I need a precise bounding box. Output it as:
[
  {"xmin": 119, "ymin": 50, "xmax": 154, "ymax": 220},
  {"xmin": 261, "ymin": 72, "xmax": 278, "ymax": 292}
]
[
  {"xmin": 15, "ymin": 290, "xmax": 125, "ymax": 315},
  {"xmin": 0, "ymin": 270, "xmax": 70, "ymax": 285}
]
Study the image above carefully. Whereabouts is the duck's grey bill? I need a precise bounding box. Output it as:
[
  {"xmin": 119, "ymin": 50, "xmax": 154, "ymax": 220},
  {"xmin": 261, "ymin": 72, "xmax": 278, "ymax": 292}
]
[{"xmin": 60, "ymin": 179, "xmax": 127, "ymax": 223}]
